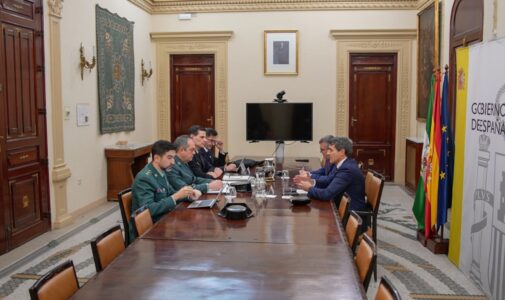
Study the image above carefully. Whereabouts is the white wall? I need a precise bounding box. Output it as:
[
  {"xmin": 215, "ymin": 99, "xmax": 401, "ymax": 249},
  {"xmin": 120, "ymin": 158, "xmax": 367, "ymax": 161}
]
[
  {"xmin": 43, "ymin": 0, "xmax": 155, "ymax": 215},
  {"xmin": 152, "ymin": 10, "xmax": 417, "ymax": 158}
]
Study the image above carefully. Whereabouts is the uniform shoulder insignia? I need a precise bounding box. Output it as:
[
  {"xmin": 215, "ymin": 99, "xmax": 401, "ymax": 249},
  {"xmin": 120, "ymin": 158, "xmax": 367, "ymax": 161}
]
[{"xmin": 145, "ymin": 170, "xmax": 152, "ymax": 175}]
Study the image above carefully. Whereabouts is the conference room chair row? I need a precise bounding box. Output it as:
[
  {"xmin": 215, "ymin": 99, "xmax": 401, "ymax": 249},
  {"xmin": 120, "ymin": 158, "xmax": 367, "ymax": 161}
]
[
  {"xmin": 28, "ymin": 188, "xmax": 153, "ymax": 300},
  {"xmin": 337, "ymin": 169, "xmax": 389, "ymax": 295}
]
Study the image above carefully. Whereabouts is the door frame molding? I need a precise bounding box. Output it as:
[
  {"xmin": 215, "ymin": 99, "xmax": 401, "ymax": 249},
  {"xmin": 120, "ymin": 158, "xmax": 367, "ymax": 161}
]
[
  {"xmin": 331, "ymin": 29, "xmax": 416, "ymax": 183},
  {"xmin": 151, "ymin": 31, "xmax": 233, "ymax": 146}
]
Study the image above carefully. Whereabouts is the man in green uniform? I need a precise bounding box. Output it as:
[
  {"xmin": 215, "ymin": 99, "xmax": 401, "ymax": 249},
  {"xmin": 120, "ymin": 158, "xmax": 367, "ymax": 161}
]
[
  {"xmin": 168, "ymin": 135, "xmax": 223, "ymax": 193},
  {"xmin": 130, "ymin": 140, "xmax": 200, "ymax": 242}
]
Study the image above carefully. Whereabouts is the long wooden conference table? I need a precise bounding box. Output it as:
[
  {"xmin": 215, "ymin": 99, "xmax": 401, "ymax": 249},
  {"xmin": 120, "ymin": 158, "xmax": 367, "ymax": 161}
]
[{"xmin": 73, "ymin": 157, "xmax": 366, "ymax": 299}]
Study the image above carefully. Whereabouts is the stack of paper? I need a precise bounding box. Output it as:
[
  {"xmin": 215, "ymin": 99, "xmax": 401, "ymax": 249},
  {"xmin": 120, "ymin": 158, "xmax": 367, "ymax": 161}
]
[{"xmin": 223, "ymin": 174, "xmax": 252, "ymax": 181}]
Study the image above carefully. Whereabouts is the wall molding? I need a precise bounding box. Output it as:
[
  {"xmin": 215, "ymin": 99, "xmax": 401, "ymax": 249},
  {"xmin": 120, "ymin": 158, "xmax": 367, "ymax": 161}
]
[
  {"xmin": 47, "ymin": 0, "xmax": 64, "ymax": 18},
  {"xmin": 151, "ymin": 31, "xmax": 233, "ymax": 145},
  {"xmin": 129, "ymin": 0, "xmax": 418, "ymax": 14},
  {"xmin": 331, "ymin": 29, "xmax": 416, "ymax": 183},
  {"xmin": 47, "ymin": 0, "xmax": 73, "ymax": 228}
]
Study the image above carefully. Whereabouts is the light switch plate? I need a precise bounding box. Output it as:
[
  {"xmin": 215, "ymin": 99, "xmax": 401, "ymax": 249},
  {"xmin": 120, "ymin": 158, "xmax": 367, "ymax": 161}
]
[{"xmin": 64, "ymin": 106, "xmax": 71, "ymax": 120}]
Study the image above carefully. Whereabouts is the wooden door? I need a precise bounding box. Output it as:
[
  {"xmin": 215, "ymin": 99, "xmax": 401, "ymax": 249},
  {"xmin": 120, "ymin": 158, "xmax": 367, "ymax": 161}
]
[
  {"xmin": 349, "ymin": 54, "xmax": 397, "ymax": 180},
  {"xmin": 170, "ymin": 54, "xmax": 215, "ymax": 139},
  {"xmin": 0, "ymin": 0, "xmax": 50, "ymax": 253}
]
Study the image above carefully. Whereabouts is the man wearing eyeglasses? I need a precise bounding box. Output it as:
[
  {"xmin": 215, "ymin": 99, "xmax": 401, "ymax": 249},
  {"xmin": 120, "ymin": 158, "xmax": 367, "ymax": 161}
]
[{"xmin": 204, "ymin": 127, "xmax": 237, "ymax": 172}]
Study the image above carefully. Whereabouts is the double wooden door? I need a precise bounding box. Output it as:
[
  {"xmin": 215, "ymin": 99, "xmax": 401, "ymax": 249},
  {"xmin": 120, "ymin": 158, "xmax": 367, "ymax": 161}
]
[
  {"xmin": 0, "ymin": 0, "xmax": 50, "ymax": 253},
  {"xmin": 170, "ymin": 54, "xmax": 215, "ymax": 139},
  {"xmin": 349, "ymin": 54, "xmax": 397, "ymax": 180}
]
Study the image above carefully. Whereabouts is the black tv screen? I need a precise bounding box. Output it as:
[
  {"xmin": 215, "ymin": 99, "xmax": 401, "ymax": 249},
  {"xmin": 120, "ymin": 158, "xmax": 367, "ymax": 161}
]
[{"xmin": 246, "ymin": 103, "xmax": 313, "ymax": 141}]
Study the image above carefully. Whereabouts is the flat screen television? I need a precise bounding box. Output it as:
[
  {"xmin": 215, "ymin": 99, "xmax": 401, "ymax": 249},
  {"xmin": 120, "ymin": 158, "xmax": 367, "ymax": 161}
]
[{"xmin": 246, "ymin": 103, "xmax": 313, "ymax": 141}]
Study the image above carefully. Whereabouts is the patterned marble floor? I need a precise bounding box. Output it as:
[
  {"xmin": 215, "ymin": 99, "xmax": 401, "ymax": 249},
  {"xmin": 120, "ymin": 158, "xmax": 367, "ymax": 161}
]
[{"xmin": 0, "ymin": 185, "xmax": 489, "ymax": 300}]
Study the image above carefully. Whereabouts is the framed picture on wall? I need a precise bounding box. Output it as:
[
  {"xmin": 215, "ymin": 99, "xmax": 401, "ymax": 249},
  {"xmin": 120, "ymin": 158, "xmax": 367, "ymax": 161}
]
[
  {"xmin": 417, "ymin": 0, "xmax": 439, "ymax": 120},
  {"xmin": 264, "ymin": 30, "xmax": 298, "ymax": 75}
]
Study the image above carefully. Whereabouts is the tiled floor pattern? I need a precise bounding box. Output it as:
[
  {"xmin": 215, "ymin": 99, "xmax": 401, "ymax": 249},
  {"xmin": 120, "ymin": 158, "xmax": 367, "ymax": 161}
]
[{"xmin": 0, "ymin": 185, "xmax": 489, "ymax": 299}]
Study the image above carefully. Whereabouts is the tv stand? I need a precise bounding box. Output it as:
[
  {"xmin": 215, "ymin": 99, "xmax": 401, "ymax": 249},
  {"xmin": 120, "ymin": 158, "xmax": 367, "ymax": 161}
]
[{"xmin": 275, "ymin": 141, "xmax": 285, "ymax": 163}]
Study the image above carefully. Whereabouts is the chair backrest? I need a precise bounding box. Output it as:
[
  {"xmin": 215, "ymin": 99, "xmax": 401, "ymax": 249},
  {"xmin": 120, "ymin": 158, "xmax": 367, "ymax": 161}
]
[
  {"xmin": 345, "ymin": 211, "xmax": 362, "ymax": 253},
  {"xmin": 355, "ymin": 234, "xmax": 377, "ymax": 292},
  {"xmin": 118, "ymin": 188, "xmax": 132, "ymax": 245},
  {"xmin": 338, "ymin": 193, "xmax": 351, "ymax": 227},
  {"xmin": 29, "ymin": 260, "xmax": 79, "ymax": 300},
  {"xmin": 364, "ymin": 171, "xmax": 374, "ymax": 200},
  {"xmin": 91, "ymin": 225, "xmax": 125, "ymax": 272},
  {"xmin": 375, "ymin": 276, "xmax": 402, "ymax": 300},
  {"xmin": 367, "ymin": 170, "xmax": 385, "ymax": 213},
  {"xmin": 133, "ymin": 207, "xmax": 153, "ymax": 237}
]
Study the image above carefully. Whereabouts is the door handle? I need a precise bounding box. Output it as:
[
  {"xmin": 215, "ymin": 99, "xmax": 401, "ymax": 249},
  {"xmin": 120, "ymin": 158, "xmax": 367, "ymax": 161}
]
[
  {"xmin": 351, "ymin": 117, "xmax": 358, "ymax": 127},
  {"xmin": 206, "ymin": 116, "xmax": 214, "ymax": 126}
]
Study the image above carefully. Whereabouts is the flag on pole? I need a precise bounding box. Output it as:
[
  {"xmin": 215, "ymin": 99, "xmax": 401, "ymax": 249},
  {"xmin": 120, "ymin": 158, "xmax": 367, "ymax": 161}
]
[
  {"xmin": 413, "ymin": 74, "xmax": 435, "ymax": 231},
  {"xmin": 425, "ymin": 70, "xmax": 442, "ymax": 239},
  {"xmin": 437, "ymin": 69, "xmax": 454, "ymax": 229}
]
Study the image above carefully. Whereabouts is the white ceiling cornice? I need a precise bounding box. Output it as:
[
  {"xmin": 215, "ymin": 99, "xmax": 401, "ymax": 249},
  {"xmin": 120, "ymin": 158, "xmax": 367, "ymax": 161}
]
[{"xmin": 129, "ymin": 0, "xmax": 419, "ymax": 14}]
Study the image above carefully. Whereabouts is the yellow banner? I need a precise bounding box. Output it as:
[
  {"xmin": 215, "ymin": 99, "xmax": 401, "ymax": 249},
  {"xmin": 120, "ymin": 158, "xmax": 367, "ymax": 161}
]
[{"xmin": 448, "ymin": 46, "xmax": 469, "ymax": 265}]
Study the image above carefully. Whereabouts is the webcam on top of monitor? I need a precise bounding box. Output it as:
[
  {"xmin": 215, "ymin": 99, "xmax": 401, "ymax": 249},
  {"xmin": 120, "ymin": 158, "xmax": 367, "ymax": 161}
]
[{"xmin": 274, "ymin": 90, "xmax": 287, "ymax": 103}]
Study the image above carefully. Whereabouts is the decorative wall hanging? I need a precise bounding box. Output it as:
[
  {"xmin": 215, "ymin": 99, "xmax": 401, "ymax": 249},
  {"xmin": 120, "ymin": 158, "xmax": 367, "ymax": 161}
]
[
  {"xmin": 416, "ymin": 0, "xmax": 439, "ymax": 120},
  {"xmin": 96, "ymin": 5, "xmax": 135, "ymax": 133},
  {"xmin": 264, "ymin": 30, "xmax": 298, "ymax": 75}
]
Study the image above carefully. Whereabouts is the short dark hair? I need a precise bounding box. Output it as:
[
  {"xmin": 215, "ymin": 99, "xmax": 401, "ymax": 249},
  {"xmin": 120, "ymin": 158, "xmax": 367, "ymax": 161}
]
[
  {"xmin": 205, "ymin": 127, "xmax": 218, "ymax": 137},
  {"xmin": 319, "ymin": 135, "xmax": 334, "ymax": 144},
  {"xmin": 151, "ymin": 140, "xmax": 177, "ymax": 158},
  {"xmin": 329, "ymin": 137, "xmax": 353, "ymax": 156},
  {"xmin": 188, "ymin": 125, "xmax": 205, "ymax": 136},
  {"xmin": 174, "ymin": 135, "xmax": 191, "ymax": 151}
]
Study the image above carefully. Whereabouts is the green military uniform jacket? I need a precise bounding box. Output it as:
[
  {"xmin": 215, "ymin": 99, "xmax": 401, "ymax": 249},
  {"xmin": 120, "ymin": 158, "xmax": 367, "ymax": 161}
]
[
  {"xmin": 167, "ymin": 156, "xmax": 211, "ymax": 193},
  {"xmin": 130, "ymin": 163, "xmax": 177, "ymax": 242}
]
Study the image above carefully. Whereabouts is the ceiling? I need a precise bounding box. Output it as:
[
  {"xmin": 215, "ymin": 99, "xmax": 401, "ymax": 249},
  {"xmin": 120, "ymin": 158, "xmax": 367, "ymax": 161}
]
[{"xmin": 128, "ymin": 0, "xmax": 422, "ymax": 14}]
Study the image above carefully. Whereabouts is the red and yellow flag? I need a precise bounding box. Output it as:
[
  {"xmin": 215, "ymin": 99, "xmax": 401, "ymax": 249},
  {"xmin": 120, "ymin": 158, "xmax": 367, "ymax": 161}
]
[{"xmin": 424, "ymin": 70, "xmax": 442, "ymax": 239}]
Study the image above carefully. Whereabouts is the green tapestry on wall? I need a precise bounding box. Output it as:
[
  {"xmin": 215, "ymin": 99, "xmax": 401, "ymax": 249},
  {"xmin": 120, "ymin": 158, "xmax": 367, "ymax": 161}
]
[{"xmin": 96, "ymin": 5, "xmax": 135, "ymax": 134}]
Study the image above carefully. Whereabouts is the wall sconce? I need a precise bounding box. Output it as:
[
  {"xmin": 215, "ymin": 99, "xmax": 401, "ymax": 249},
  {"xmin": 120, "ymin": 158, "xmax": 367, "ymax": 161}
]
[
  {"xmin": 79, "ymin": 43, "xmax": 96, "ymax": 80},
  {"xmin": 141, "ymin": 59, "xmax": 153, "ymax": 86}
]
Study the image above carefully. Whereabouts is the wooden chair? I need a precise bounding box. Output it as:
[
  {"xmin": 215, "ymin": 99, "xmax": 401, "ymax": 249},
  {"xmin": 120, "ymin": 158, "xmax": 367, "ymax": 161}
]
[
  {"xmin": 358, "ymin": 169, "xmax": 385, "ymax": 281},
  {"xmin": 132, "ymin": 207, "xmax": 153, "ymax": 238},
  {"xmin": 118, "ymin": 188, "xmax": 133, "ymax": 246},
  {"xmin": 345, "ymin": 211, "xmax": 362, "ymax": 254},
  {"xmin": 355, "ymin": 234, "xmax": 377, "ymax": 292},
  {"xmin": 375, "ymin": 276, "xmax": 402, "ymax": 300},
  {"xmin": 29, "ymin": 260, "xmax": 79, "ymax": 300},
  {"xmin": 338, "ymin": 193, "xmax": 351, "ymax": 227},
  {"xmin": 90, "ymin": 225, "xmax": 125, "ymax": 272}
]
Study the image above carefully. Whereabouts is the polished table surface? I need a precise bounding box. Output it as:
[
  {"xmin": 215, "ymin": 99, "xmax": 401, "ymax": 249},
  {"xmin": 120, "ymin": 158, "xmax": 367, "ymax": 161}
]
[{"xmin": 73, "ymin": 157, "xmax": 366, "ymax": 299}]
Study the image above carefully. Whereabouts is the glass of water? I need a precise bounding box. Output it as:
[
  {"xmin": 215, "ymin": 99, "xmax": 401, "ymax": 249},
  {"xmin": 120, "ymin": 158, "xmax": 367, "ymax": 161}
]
[
  {"xmin": 281, "ymin": 169, "xmax": 290, "ymax": 179},
  {"xmin": 225, "ymin": 186, "xmax": 237, "ymax": 204},
  {"xmin": 249, "ymin": 177, "xmax": 257, "ymax": 196},
  {"xmin": 255, "ymin": 167, "xmax": 265, "ymax": 181},
  {"xmin": 256, "ymin": 179, "xmax": 266, "ymax": 198}
]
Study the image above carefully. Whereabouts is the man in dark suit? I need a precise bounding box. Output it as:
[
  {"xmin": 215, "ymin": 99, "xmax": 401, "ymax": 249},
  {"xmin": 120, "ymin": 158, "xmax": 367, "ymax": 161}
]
[
  {"xmin": 203, "ymin": 128, "xmax": 237, "ymax": 172},
  {"xmin": 296, "ymin": 135, "xmax": 335, "ymax": 186},
  {"xmin": 295, "ymin": 137, "xmax": 367, "ymax": 214},
  {"xmin": 130, "ymin": 140, "xmax": 200, "ymax": 242},
  {"xmin": 188, "ymin": 125, "xmax": 222, "ymax": 179}
]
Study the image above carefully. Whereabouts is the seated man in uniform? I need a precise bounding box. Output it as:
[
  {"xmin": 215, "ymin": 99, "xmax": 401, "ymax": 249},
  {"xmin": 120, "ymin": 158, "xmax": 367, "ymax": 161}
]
[
  {"xmin": 295, "ymin": 137, "xmax": 368, "ymax": 221},
  {"xmin": 295, "ymin": 134, "xmax": 335, "ymax": 186},
  {"xmin": 131, "ymin": 140, "xmax": 200, "ymax": 242},
  {"xmin": 187, "ymin": 125, "xmax": 222, "ymax": 179},
  {"xmin": 204, "ymin": 127, "xmax": 237, "ymax": 171},
  {"xmin": 167, "ymin": 135, "xmax": 223, "ymax": 193}
]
